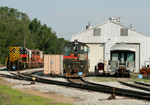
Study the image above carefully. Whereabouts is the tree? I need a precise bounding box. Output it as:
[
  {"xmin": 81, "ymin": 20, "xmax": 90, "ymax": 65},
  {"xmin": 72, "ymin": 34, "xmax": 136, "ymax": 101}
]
[{"xmin": 0, "ymin": 6, "xmax": 69, "ymax": 65}]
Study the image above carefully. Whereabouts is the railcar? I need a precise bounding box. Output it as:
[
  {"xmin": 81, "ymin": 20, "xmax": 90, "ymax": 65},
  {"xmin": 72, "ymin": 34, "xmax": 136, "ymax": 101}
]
[
  {"xmin": 6, "ymin": 46, "xmax": 43, "ymax": 70},
  {"xmin": 63, "ymin": 40, "xmax": 89, "ymax": 77},
  {"xmin": 109, "ymin": 43, "xmax": 135, "ymax": 77}
]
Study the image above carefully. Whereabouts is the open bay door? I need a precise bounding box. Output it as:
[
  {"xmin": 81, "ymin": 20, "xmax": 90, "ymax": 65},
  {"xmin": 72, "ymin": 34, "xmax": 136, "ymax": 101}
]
[{"xmin": 86, "ymin": 44, "xmax": 104, "ymax": 72}]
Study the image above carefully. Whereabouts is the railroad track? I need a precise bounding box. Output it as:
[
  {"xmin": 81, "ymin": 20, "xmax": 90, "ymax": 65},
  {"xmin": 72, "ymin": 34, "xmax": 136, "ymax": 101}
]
[
  {"xmin": 68, "ymin": 78, "xmax": 150, "ymax": 100},
  {"xmin": 0, "ymin": 72, "xmax": 150, "ymax": 101},
  {"xmin": 68, "ymin": 77, "xmax": 86, "ymax": 84},
  {"xmin": 118, "ymin": 81, "xmax": 150, "ymax": 92},
  {"xmin": 134, "ymin": 81, "xmax": 150, "ymax": 87}
]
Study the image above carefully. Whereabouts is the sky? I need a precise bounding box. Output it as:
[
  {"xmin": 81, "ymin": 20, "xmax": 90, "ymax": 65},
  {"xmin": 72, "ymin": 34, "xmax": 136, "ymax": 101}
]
[{"xmin": 0, "ymin": 0, "xmax": 150, "ymax": 40}]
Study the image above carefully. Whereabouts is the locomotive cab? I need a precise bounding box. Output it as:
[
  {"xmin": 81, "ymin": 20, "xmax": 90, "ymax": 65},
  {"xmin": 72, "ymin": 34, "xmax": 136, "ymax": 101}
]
[{"xmin": 19, "ymin": 47, "xmax": 27, "ymax": 63}]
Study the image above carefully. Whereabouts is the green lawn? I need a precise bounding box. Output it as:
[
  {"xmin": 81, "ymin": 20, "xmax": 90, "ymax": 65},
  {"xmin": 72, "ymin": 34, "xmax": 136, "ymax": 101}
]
[
  {"xmin": 0, "ymin": 84, "xmax": 72, "ymax": 105},
  {"xmin": 89, "ymin": 74, "xmax": 150, "ymax": 83}
]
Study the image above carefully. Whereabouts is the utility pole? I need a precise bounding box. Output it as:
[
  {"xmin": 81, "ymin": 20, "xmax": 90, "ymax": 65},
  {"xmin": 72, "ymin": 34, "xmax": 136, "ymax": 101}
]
[{"xmin": 24, "ymin": 36, "xmax": 26, "ymax": 48}]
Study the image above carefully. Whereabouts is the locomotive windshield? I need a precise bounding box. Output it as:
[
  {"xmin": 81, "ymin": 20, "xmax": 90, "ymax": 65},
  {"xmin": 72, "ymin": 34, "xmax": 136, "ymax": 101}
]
[
  {"xmin": 36, "ymin": 51, "xmax": 40, "ymax": 55},
  {"xmin": 73, "ymin": 46, "xmax": 78, "ymax": 52},
  {"xmin": 19, "ymin": 47, "xmax": 27, "ymax": 54},
  {"xmin": 79, "ymin": 46, "xmax": 88, "ymax": 54},
  {"xmin": 63, "ymin": 42, "xmax": 89, "ymax": 56}
]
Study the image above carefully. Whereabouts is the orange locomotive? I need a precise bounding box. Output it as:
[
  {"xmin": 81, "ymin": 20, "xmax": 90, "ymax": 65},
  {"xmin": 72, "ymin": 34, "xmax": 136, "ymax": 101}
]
[{"xmin": 6, "ymin": 46, "xmax": 43, "ymax": 70}]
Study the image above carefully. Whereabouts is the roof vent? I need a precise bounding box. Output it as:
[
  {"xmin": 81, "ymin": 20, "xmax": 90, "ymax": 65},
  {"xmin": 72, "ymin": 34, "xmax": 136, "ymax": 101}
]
[
  {"xmin": 86, "ymin": 21, "xmax": 92, "ymax": 30},
  {"xmin": 130, "ymin": 24, "xmax": 132, "ymax": 28},
  {"xmin": 109, "ymin": 17, "xmax": 121, "ymax": 23}
]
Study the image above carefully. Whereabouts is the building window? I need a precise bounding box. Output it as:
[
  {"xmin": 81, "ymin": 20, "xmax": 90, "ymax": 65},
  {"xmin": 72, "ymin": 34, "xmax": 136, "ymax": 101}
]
[
  {"xmin": 93, "ymin": 28, "xmax": 101, "ymax": 36},
  {"xmin": 120, "ymin": 28, "xmax": 128, "ymax": 36}
]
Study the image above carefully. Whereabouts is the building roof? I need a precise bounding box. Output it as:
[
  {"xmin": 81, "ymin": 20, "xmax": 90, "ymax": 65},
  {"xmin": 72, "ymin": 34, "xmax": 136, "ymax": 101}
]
[
  {"xmin": 71, "ymin": 21, "xmax": 150, "ymax": 38},
  {"xmin": 111, "ymin": 21, "xmax": 150, "ymax": 38}
]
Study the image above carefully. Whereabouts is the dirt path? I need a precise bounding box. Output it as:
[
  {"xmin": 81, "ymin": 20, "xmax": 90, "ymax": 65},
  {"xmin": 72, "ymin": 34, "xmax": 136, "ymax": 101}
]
[
  {"xmin": 19, "ymin": 88, "xmax": 77, "ymax": 104},
  {"xmin": 0, "ymin": 77, "xmax": 77, "ymax": 104}
]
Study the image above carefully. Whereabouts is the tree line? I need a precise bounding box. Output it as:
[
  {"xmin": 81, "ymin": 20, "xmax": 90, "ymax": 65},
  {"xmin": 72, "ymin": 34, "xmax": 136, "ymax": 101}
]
[{"xmin": 0, "ymin": 7, "xmax": 69, "ymax": 65}]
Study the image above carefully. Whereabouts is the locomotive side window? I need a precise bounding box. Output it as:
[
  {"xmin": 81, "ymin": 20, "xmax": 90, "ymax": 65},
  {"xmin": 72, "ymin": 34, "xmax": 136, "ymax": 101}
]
[
  {"xmin": 32, "ymin": 52, "xmax": 35, "ymax": 55},
  {"xmin": 36, "ymin": 51, "xmax": 40, "ymax": 55},
  {"xmin": 64, "ymin": 46, "xmax": 71, "ymax": 56},
  {"xmin": 20, "ymin": 47, "xmax": 27, "ymax": 54},
  {"xmin": 64, "ymin": 46, "xmax": 70, "ymax": 52},
  {"xmin": 84, "ymin": 46, "xmax": 88, "ymax": 52},
  {"xmin": 80, "ymin": 46, "xmax": 84, "ymax": 54}
]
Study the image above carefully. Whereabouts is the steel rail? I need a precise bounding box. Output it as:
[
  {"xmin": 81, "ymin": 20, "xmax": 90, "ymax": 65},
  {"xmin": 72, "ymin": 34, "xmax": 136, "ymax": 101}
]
[
  {"xmin": 118, "ymin": 81, "xmax": 150, "ymax": 92},
  {"xmin": 81, "ymin": 78, "xmax": 150, "ymax": 96},
  {"xmin": 68, "ymin": 78, "xmax": 150, "ymax": 100},
  {"xmin": 134, "ymin": 81, "xmax": 150, "ymax": 87}
]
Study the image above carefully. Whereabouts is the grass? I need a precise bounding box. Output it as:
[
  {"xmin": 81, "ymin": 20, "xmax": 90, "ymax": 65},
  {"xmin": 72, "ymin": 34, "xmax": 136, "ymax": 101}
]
[
  {"xmin": 0, "ymin": 84, "xmax": 72, "ymax": 105},
  {"xmin": 90, "ymin": 74, "xmax": 150, "ymax": 83}
]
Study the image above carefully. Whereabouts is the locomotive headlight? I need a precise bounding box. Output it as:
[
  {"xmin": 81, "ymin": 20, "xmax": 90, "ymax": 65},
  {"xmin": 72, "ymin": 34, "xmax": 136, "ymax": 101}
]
[{"xmin": 81, "ymin": 65, "xmax": 83, "ymax": 67}]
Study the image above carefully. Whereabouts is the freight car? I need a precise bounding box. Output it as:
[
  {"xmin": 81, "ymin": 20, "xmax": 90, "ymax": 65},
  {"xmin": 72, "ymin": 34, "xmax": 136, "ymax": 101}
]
[
  {"xmin": 6, "ymin": 46, "xmax": 43, "ymax": 70},
  {"xmin": 109, "ymin": 43, "xmax": 135, "ymax": 77},
  {"xmin": 63, "ymin": 40, "xmax": 89, "ymax": 77}
]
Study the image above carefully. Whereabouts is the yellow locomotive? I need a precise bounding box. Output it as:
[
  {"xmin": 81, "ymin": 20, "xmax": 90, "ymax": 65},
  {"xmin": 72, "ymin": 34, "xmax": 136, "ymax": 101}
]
[{"xmin": 6, "ymin": 46, "xmax": 27, "ymax": 70}]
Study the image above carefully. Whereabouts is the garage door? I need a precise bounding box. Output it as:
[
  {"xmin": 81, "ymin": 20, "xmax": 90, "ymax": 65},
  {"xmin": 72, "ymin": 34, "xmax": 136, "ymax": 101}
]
[{"xmin": 86, "ymin": 44, "xmax": 104, "ymax": 72}]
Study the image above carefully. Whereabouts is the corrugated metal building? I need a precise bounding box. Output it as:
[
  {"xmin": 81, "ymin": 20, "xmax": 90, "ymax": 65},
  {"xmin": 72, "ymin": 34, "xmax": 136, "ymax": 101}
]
[{"xmin": 71, "ymin": 18, "xmax": 150, "ymax": 73}]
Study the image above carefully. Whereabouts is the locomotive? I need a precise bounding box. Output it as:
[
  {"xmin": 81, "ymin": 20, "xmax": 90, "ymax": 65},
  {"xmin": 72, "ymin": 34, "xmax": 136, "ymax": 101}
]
[
  {"xmin": 63, "ymin": 40, "xmax": 89, "ymax": 77},
  {"xmin": 6, "ymin": 46, "xmax": 43, "ymax": 70}
]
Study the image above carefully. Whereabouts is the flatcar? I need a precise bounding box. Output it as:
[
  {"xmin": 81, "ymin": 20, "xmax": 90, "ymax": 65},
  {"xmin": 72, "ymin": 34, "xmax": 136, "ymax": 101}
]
[
  {"xmin": 6, "ymin": 46, "xmax": 43, "ymax": 70},
  {"xmin": 109, "ymin": 43, "xmax": 135, "ymax": 77},
  {"xmin": 63, "ymin": 40, "xmax": 89, "ymax": 77}
]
